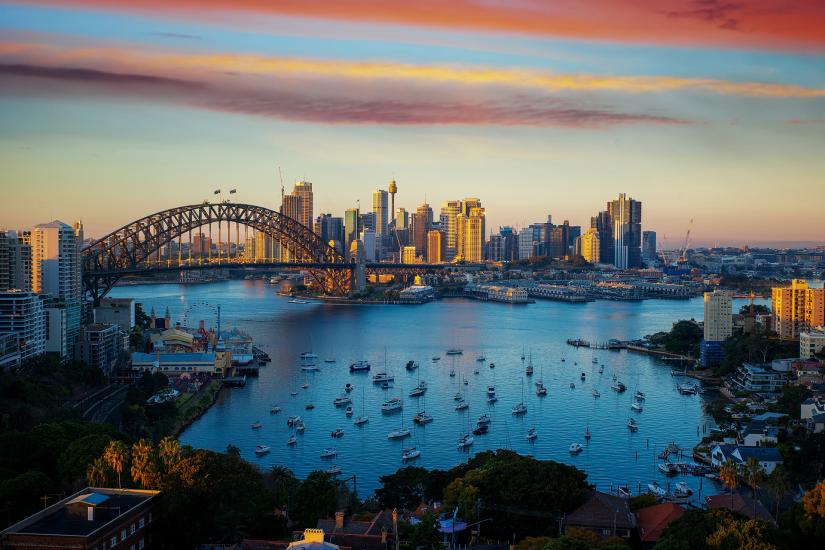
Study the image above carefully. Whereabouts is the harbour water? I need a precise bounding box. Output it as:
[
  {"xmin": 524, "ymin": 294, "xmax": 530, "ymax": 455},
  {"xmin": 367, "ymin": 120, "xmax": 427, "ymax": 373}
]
[{"xmin": 111, "ymin": 280, "xmax": 768, "ymax": 498}]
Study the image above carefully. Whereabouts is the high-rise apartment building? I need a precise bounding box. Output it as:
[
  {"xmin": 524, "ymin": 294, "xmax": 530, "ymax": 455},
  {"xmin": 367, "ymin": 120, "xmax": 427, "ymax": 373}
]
[
  {"xmin": 607, "ymin": 193, "xmax": 642, "ymax": 269},
  {"xmin": 440, "ymin": 201, "xmax": 461, "ymax": 261},
  {"xmin": 402, "ymin": 245, "xmax": 418, "ymax": 264},
  {"xmin": 0, "ymin": 230, "xmax": 31, "ymax": 291},
  {"xmin": 395, "ymin": 208, "xmax": 408, "ymax": 231},
  {"xmin": 192, "ymin": 233, "xmax": 212, "ymax": 257},
  {"xmin": 591, "ymin": 211, "xmax": 614, "ymax": 266},
  {"xmin": 292, "ymin": 181, "xmax": 313, "ymax": 228},
  {"xmin": 372, "ymin": 189, "xmax": 389, "ymax": 236},
  {"xmin": 281, "ymin": 194, "xmax": 302, "ymax": 222},
  {"xmin": 579, "ymin": 228, "xmax": 601, "ymax": 264},
  {"xmin": 427, "ymin": 230, "xmax": 444, "ymax": 264},
  {"xmin": 772, "ymin": 279, "xmax": 825, "ymax": 340},
  {"xmin": 0, "ymin": 290, "xmax": 46, "ymax": 362},
  {"xmin": 642, "ymin": 231, "xmax": 657, "ymax": 263},
  {"xmin": 704, "ymin": 290, "xmax": 733, "ymax": 341}
]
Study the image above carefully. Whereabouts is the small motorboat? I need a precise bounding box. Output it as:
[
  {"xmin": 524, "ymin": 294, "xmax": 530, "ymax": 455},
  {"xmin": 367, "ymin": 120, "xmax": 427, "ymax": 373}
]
[
  {"xmin": 627, "ymin": 418, "xmax": 638, "ymax": 432},
  {"xmin": 463, "ymin": 379, "xmax": 469, "ymax": 386},
  {"xmin": 536, "ymin": 385, "xmax": 547, "ymax": 397},
  {"xmin": 320, "ymin": 448, "xmax": 337, "ymax": 458},
  {"xmin": 678, "ymin": 383, "xmax": 698, "ymax": 395},
  {"xmin": 487, "ymin": 396, "xmax": 498, "ymax": 404},
  {"xmin": 526, "ymin": 428, "xmax": 538, "ymax": 441},
  {"xmin": 455, "ymin": 400, "xmax": 469, "ymax": 411},
  {"xmin": 324, "ymin": 358, "xmax": 336, "ymax": 364},
  {"xmin": 477, "ymin": 414, "xmax": 491, "ymax": 425},
  {"xmin": 526, "ymin": 365, "xmax": 534, "ymax": 376},
  {"xmin": 674, "ymin": 481, "xmax": 693, "ymax": 498},
  {"xmin": 634, "ymin": 390, "xmax": 646, "ymax": 401},
  {"xmin": 405, "ymin": 360, "xmax": 419, "ymax": 371},
  {"xmin": 349, "ymin": 360, "xmax": 371, "ymax": 372},
  {"xmin": 487, "ymin": 386, "xmax": 496, "ymax": 397},
  {"xmin": 344, "ymin": 383, "xmax": 354, "ymax": 393},
  {"xmin": 561, "ymin": 357, "xmax": 566, "ymax": 362},
  {"xmin": 631, "ymin": 401, "xmax": 643, "ymax": 412},
  {"xmin": 580, "ymin": 372, "xmax": 586, "ymax": 380},
  {"xmin": 476, "ymin": 354, "xmax": 486, "ymax": 362},
  {"xmin": 432, "ymin": 356, "xmax": 440, "ymax": 362},
  {"xmin": 372, "ymin": 372, "xmax": 395, "ymax": 384},
  {"xmin": 301, "ymin": 382, "xmax": 309, "ymax": 389},
  {"xmin": 446, "ymin": 349, "xmax": 463, "ymax": 356},
  {"xmin": 387, "ymin": 427, "xmax": 411, "ymax": 439},
  {"xmin": 658, "ymin": 462, "xmax": 680, "ymax": 476},
  {"xmin": 457, "ymin": 434, "xmax": 474, "ymax": 448},
  {"xmin": 612, "ymin": 381, "xmax": 627, "ymax": 392},
  {"xmin": 489, "ymin": 362, "xmax": 495, "ymax": 369},
  {"xmin": 472, "ymin": 424, "xmax": 489, "ymax": 435},
  {"xmin": 287, "ymin": 436, "xmax": 297, "ymax": 446},
  {"xmin": 354, "ymin": 415, "xmax": 369, "ymax": 426},
  {"xmin": 251, "ymin": 421, "xmax": 263, "ymax": 430},
  {"xmin": 255, "ymin": 445, "xmax": 271, "ymax": 456},
  {"xmin": 305, "ymin": 403, "xmax": 315, "ymax": 410},
  {"xmin": 333, "ymin": 395, "xmax": 352, "ymax": 407},
  {"xmin": 326, "ymin": 465, "xmax": 343, "ymax": 475},
  {"xmin": 569, "ymin": 382, "xmax": 575, "ymax": 389},
  {"xmin": 473, "ymin": 369, "xmax": 479, "ymax": 375},
  {"xmin": 592, "ymin": 389, "xmax": 601, "ymax": 398},
  {"xmin": 413, "ymin": 411, "xmax": 433, "ymax": 424},
  {"xmin": 401, "ymin": 447, "xmax": 421, "ymax": 461},
  {"xmin": 345, "ymin": 406, "xmax": 354, "ymax": 416},
  {"xmin": 330, "ymin": 428, "xmax": 345, "ymax": 438},
  {"xmin": 512, "ymin": 402, "xmax": 527, "ymax": 415},
  {"xmin": 270, "ymin": 405, "xmax": 281, "ymax": 414},
  {"xmin": 286, "ymin": 415, "xmax": 300, "ymax": 426},
  {"xmin": 569, "ymin": 443, "xmax": 583, "ymax": 454},
  {"xmin": 301, "ymin": 364, "xmax": 320, "ymax": 372},
  {"xmin": 592, "ymin": 357, "xmax": 598, "ymax": 364},
  {"xmin": 648, "ymin": 481, "xmax": 666, "ymax": 498},
  {"xmin": 410, "ymin": 382, "xmax": 427, "ymax": 397},
  {"xmin": 290, "ymin": 390, "xmax": 298, "ymax": 396}
]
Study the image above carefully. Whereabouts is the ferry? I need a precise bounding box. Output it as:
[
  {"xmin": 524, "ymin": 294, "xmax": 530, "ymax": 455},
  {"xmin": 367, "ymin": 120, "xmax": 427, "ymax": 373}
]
[{"xmin": 349, "ymin": 361, "xmax": 371, "ymax": 372}]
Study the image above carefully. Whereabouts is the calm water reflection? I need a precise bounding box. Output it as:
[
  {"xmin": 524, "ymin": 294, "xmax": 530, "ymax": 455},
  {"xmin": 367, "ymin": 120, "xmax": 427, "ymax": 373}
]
[{"xmin": 111, "ymin": 280, "xmax": 767, "ymax": 499}]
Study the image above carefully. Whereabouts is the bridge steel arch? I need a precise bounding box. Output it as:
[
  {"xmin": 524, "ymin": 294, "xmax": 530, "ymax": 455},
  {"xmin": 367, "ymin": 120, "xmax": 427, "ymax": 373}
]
[{"xmin": 82, "ymin": 202, "xmax": 352, "ymax": 303}]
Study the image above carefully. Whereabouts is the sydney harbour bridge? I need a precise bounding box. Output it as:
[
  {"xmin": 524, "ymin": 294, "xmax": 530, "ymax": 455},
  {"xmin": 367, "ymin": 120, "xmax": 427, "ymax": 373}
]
[{"xmin": 81, "ymin": 202, "xmax": 460, "ymax": 304}]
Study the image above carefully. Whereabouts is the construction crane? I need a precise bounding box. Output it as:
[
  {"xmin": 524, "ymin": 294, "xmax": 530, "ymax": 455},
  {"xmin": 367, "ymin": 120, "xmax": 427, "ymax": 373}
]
[{"xmin": 676, "ymin": 218, "xmax": 694, "ymax": 264}]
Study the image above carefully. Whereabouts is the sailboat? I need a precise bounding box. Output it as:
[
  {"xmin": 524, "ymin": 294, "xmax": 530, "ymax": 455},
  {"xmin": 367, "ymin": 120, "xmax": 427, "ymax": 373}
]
[
  {"xmin": 401, "ymin": 446, "xmax": 421, "ymax": 461},
  {"xmin": 525, "ymin": 350, "xmax": 534, "ymax": 376},
  {"xmin": 457, "ymin": 406, "xmax": 474, "ymax": 449},
  {"xmin": 512, "ymin": 379, "xmax": 527, "ymax": 415},
  {"xmin": 584, "ymin": 426, "xmax": 591, "ymax": 440},
  {"xmin": 413, "ymin": 391, "xmax": 434, "ymax": 424},
  {"xmin": 354, "ymin": 385, "xmax": 369, "ymax": 426},
  {"xmin": 409, "ymin": 369, "xmax": 427, "ymax": 397},
  {"xmin": 388, "ymin": 400, "xmax": 411, "ymax": 439}
]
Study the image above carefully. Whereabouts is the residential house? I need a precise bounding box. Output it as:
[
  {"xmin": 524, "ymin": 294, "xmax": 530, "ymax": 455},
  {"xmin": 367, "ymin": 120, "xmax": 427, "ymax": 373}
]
[
  {"xmin": 741, "ymin": 420, "xmax": 779, "ymax": 447},
  {"xmin": 710, "ymin": 444, "xmax": 783, "ymax": 474},
  {"xmin": 801, "ymin": 397, "xmax": 825, "ymax": 420},
  {"xmin": 706, "ymin": 492, "xmax": 775, "ymax": 524},
  {"xmin": 809, "ymin": 412, "xmax": 825, "ymax": 434},
  {"xmin": 564, "ymin": 491, "xmax": 636, "ymax": 541},
  {"xmin": 728, "ymin": 362, "xmax": 790, "ymax": 394},
  {"xmin": 316, "ymin": 511, "xmax": 394, "ymax": 550},
  {"xmin": 635, "ymin": 503, "xmax": 685, "ymax": 549}
]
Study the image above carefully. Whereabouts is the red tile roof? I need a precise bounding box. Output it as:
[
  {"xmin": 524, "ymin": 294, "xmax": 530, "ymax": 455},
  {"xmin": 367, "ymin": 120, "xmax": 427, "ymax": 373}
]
[{"xmin": 635, "ymin": 503, "xmax": 685, "ymax": 542}]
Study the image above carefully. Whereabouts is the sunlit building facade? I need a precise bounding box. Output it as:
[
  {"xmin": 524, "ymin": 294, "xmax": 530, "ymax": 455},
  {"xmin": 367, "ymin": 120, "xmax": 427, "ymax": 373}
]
[
  {"xmin": 580, "ymin": 228, "xmax": 601, "ymax": 264},
  {"xmin": 427, "ymin": 230, "xmax": 444, "ymax": 264},
  {"xmin": 372, "ymin": 189, "xmax": 388, "ymax": 236},
  {"xmin": 772, "ymin": 279, "xmax": 825, "ymax": 340},
  {"xmin": 457, "ymin": 207, "xmax": 485, "ymax": 262},
  {"xmin": 292, "ymin": 181, "xmax": 314, "ymax": 228}
]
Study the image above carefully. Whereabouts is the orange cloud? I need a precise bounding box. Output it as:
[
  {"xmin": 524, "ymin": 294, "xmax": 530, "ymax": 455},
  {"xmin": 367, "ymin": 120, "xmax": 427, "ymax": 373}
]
[{"xmin": 23, "ymin": 0, "xmax": 825, "ymax": 52}]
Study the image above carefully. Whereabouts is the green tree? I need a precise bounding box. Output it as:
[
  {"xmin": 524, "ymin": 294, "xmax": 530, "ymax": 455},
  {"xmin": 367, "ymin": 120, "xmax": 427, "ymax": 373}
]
[
  {"xmin": 720, "ymin": 460, "xmax": 739, "ymax": 509},
  {"xmin": 225, "ymin": 444, "xmax": 241, "ymax": 457},
  {"xmin": 291, "ymin": 471, "xmax": 337, "ymax": 527},
  {"xmin": 86, "ymin": 456, "xmax": 110, "ymax": 487},
  {"xmin": 656, "ymin": 509, "xmax": 738, "ymax": 550},
  {"xmin": 741, "ymin": 457, "xmax": 765, "ymax": 518},
  {"xmin": 406, "ymin": 512, "xmax": 442, "ymax": 550},
  {"xmin": 158, "ymin": 436, "xmax": 181, "ymax": 471},
  {"xmin": 772, "ymin": 385, "xmax": 811, "ymax": 419},
  {"xmin": 57, "ymin": 433, "xmax": 113, "ymax": 482},
  {"xmin": 131, "ymin": 439, "xmax": 159, "ymax": 489},
  {"xmin": 270, "ymin": 465, "xmax": 299, "ymax": 509},
  {"xmin": 375, "ymin": 466, "xmax": 430, "ymax": 510},
  {"xmin": 103, "ymin": 440, "xmax": 130, "ymax": 489},
  {"xmin": 705, "ymin": 518, "xmax": 777, "ymax": 550},
  {"xmin": 765, "ymin": 465, "xmax": 789, "ymax": 521}
]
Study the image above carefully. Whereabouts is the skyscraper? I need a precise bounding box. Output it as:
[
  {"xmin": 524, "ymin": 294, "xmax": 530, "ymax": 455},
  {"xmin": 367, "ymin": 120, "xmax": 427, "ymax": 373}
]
[
  {"xmin": 344, "ymin": 208, "xmax": 359, "ymax": 252},
  {"xmin": 702, "ymin": 290, "xmax": 732, "ymax": 367},
  {"xmin": 292, "ymin": 181, "xmax": 313, "ymax": 228},
  {"xmin": 281, "ymin": 194, "xmax": 302, "ymax": 222},
  {"xmin": 579, "ymin": 228, "xmax": 601, "ymax": 264},
  {"xmin": 412, "ymin": 203, "xmax": 432, "ymax": 257},
  {"xmin": 372, "ymin": 189, "xmax": 389, "ymax": 236},
  {"xmin": 395, "ymin": 208, "xmax": 408, "ymax": 231},
  {"xmin": 607, "ymin": 193, "xmax": 642, "ymax": 269},
  {"xmin": 591, "ymin": 211, "xmax": 614, "ymax": 266},
  {"xmin": 388, "ymin": 179, "xmax": 397, "ymax": 226},
  {"xmin": 772, "ymin": 279, "xmax": 825, "ymax": 340},
  {"xmin": 457, "ymin": 207, "xmax": 485, "ymax": 262},
  {"xmin": 427, "ymin": 230, "xmax": 444, "ymax": 264},
  {"xmin": 642, "ymin": 231, "xmax": 657, "ymax": 263},
  {"xmin": 440, "ymin": 200, "xmax": 461, "ymax": 261}
]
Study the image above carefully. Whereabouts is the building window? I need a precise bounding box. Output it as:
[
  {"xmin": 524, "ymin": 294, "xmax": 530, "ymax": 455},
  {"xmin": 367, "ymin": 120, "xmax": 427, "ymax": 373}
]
[
  {"xmin": 131, "ymin": 523, "xmax": 136, "ymax": 534},
  {"xmin": 139, "ymin": 517, "xmax": 145, "ymax": 528},
  {"xmin": 139, "ymin": 538, "xmax": 145, "ymax": 549},
  {"xmin": 111, "ymin": 535, "xmax": 118, "ymax": 546},
  {"xmin": 148, "ymin": 512, "xmax": 152, "ymax": 523},
  {"xmin": 122, "ymin": 528, "xmax": 127, "ymax": 541}
]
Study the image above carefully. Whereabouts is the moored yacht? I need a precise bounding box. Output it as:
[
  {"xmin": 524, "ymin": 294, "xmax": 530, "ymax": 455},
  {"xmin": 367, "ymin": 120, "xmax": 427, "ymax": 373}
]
[
  {"xmin": 373, "ymin": 372, "xmax": 394, "ymax": 384},
  {"xmin": 455, "ymin": 400, "xmax": 469, "ymax": 411},
  {"xmin": 658, "ymin": 462, "xmax": 679, "ymax": 476},
  {"xmin": 446, "ymin": 349, "xmax": 463, "ymax": 356},
  {"xmin": 627, "ymin": 418, "xmax": 638, "ymax": 431},
  {"xmin": 612, "ymin": 381, "xmax": 627, "ymax": 392},
  {"xmin": 320, "ymin": 448, "xmax": 337, "ymax": 458},
  {"xmin": 592, "ymin": 389, "xmax": 601, "ymax": 398},
  {"xmin": 387, "ymin": 426, "xmax": 411, "ymax": 439},
  {"xmin": 631, "ymin": 401, "xmax": 643, "ymax": 412},
  {"xmin": 569, "ymin": 443, "xmax": 583, "ymax": 454},
  {"xmin": 457, "ymin": 434, "xmax": 474, "ymax": 448},
  {"xmin": 526, "ymin": 427, "xmax": 538, "ymax": 441},
  {"xmin": 511, "ymin": 402, "xmax": 527, "ymax": 415},
  {"xmin": 477, "ymin": 414, "xmax": 491, "ymax": 425},
  {"xmin": 413, "ymin": 411, "xmax": 433, "ymax": 424},
  {"xmin": 401, "ymin": 447, "xmax": 421, "ymax": 461},
  {"xmin": 333, "ymin": 395, "xmax": 352, "ymax": 407},
  {"xmin": 634, "ymin": 390, "xmax": 646, "ymax": 400},
  {"xmin": 381, "ymin": 397, "xmax": 403, "ymax": 413},
  {"xmin": 330, "ymin": 428, "xmax": 345, "ymax": 438},
  {"xmin": 255, "ymin": 445, "xmax": 270, "ymax": 456},
  {"xmin": 349, "ymin": 360, "xmax": 371, "ymax": 372}
]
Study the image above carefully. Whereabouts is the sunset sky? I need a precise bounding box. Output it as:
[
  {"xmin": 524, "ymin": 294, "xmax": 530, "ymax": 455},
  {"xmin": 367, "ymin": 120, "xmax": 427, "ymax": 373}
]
[{"xmin": 1, "ymin": 1, "xmax": 823, "ymax": 246}]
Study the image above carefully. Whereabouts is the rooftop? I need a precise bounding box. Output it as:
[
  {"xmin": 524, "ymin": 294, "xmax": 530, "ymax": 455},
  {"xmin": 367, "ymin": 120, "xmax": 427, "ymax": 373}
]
[
  {"xmin": 566, "ymin": 491, "xmax": 635, "ymax": 530},
  {"xmin": 2, "ymin": 488, "xmax": 159, "ymax": 538},
  {"xmin": 635, "ymin": 503, "xmax": 685, "ymax": 543},
  {"xmin": 734, "ymin": 446, "xmax": 782, "ymax": 462},
  {"xmin": 132, "ymin": 352, "xmax": 215, "ymax": 363},
  {"xmin": 706, "ymin": 492, "xmax": 774, "ymax": 524}
]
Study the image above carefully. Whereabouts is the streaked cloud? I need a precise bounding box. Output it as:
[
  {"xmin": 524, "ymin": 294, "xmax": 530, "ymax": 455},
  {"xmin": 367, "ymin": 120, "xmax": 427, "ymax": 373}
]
[{"xmin": 22, "ymin": 0, "xmax": 825, "ymax": 51}]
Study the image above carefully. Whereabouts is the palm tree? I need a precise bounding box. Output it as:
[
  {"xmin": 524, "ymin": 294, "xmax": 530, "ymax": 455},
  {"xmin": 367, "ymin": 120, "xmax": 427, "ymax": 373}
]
[
  {"xmin": 103, "ymin": 440, "xmax": 131, "ymax": 489},
  {"xmin": 130, "ymin": 439, "xmax": 158, "ymax": 489},
  {"xmin": 86, "ymin": 457, "xmax": 109, "ymax": 487},
  {"xmin": 766, "ymin": 465, "xmax": 790, "ymax": 521},
  {"xmin": 719, "ymin": 460, "xmax": 739, "ymax": 510},
  {"xmin": 742, "ymin": 457, "xmax": 765, "ymax": 517},
  {"xmin": 158, "ymin": 436, "xmax": 181, "ymax": 471}
]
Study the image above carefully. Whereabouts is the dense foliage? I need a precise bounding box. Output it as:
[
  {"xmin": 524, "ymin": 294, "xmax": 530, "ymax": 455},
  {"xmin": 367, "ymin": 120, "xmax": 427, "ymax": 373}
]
[{"xmin": 648, "ymin": 320, "xmax": 702, "ymax": 356}]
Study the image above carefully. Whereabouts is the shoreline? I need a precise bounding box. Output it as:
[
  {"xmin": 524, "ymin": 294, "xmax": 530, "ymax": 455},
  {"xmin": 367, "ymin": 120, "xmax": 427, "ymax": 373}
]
[{"xmin": 171, "ymin": 379, "xmax": 224, "ymax": 438}]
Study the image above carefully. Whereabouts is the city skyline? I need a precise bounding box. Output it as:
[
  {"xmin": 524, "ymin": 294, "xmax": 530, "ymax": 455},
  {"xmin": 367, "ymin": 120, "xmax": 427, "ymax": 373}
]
[{"xmin": 1, "ymin": 1, "xmax": 824, "ymax": 246}]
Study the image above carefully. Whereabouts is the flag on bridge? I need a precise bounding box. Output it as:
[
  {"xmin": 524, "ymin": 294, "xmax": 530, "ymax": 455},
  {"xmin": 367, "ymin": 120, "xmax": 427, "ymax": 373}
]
[
  {"xmin": 214, "ymin": 189, "xmax": 220, "ymax": 194},
  {"xmin": 229, "ymin": 189, "xmax": 236, "ymax": 194}
]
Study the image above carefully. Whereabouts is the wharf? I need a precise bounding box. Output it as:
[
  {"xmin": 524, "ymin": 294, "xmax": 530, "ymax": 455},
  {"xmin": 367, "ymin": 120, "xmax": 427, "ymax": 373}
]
[{"xmin": 222, "ymin": 376, "xmax": 247, "ymax": 387}]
